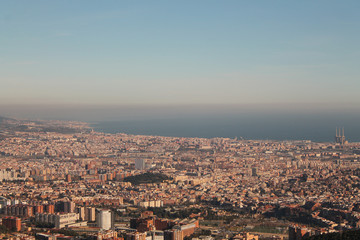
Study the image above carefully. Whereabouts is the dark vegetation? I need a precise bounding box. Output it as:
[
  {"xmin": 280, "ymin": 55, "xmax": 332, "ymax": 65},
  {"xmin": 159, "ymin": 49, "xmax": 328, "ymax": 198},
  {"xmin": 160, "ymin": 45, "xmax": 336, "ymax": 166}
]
[
  {"xmin": 34, "ymin": 222, "xmax": 55, "ymax": 228},
  {"xmin": 305, "ymin": 229, "xmax": 360, "ymax": 240},
  {"xmin": 264, "ymin": 205, "xmax": 328, "ymax": 228},
  {"xmin": 0, "ymin": 225, "xmax": 9, "ymax": 233},
  {"xmin": 123, "ymin": 172, "xmax": 172, "ymax": 185},
  {"xmin": 147, "ymin": 207, "xmax": 201, "ymax": 219},
  {"xmin": 184, "ymin": 230, "xmax": 212, "ymax": 240},
  {"xmin": 50, "ymin": 229, "xmax": 79, "ymax": 236}
]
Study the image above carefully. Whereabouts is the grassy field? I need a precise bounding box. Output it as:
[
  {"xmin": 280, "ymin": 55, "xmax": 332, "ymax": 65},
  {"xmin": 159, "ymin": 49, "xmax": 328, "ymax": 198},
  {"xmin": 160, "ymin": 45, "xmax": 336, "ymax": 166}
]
[
  {"xmin": 200, "ymin": 220, "xmax": 224, "ymax": 227},
  {"xmin": 247, "ymin": 225, "xmax": 287, "ymax": 234}
]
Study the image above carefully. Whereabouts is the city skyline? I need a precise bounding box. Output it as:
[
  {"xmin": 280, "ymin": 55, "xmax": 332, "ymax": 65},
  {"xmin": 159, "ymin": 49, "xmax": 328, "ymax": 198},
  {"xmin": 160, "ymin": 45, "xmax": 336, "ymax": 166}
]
[
  {"xmin": 2, "ymin": 2, "xmax": 360, "ymax": 239},
  {"xmin": 1, "ymin": 117, "xmax": 360, "ymax": 239}
]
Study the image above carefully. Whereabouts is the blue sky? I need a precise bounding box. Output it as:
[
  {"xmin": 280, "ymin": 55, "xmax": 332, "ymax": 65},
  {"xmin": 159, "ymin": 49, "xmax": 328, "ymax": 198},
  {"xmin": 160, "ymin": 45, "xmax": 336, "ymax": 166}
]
[{"xmin": 1, "ymin": 0, "xmax": 360, "ymax": 107}]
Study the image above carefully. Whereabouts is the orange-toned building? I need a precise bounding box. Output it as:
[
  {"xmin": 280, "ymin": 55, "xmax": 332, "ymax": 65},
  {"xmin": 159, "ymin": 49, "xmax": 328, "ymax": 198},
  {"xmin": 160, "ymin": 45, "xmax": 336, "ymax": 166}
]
[
  {"xmin": 130, "ymin": 211, "xmax": 199, "ymax": 239},
  {"xmin": 2, "ymin": 216, "xmax": 21, "ymax": 231}
]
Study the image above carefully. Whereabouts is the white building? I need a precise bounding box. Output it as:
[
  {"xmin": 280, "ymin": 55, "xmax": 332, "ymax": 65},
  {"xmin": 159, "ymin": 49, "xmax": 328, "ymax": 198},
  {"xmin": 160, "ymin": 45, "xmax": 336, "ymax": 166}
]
[
  {"xmin": 96, "ymin": 209, "xmax": 112, "ymax": 230},
  {"xmin": 135, "ymin": 159, "xmax": 146, "ymax": 170},
  {"xmin": 149, "ymin": 231, "xmax": 164, "ymax": 240},
  {"xmin": 35, "ymin": 213, "xmax": 79, "ymax": 229},
  {"xmin": 0, "ymin": 169, "xmax": 17, "ymax": 181},
  {"xmin": 0, "ymin": 197, "xmax": 11, "ymax": 209},
  {"xmin": 138, "ymin": 200, "xmax": 163, "ymax": 208}
]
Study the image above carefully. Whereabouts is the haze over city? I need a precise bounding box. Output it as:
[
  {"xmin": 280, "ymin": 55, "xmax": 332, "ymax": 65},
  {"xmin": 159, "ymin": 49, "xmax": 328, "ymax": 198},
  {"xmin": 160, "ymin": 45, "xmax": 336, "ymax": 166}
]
[
  {"xmin": 1, "ymin": 1, "xmax": 360, "ymax": 141},
  {"xmin": 1, "ymin": 1, "xmax": 360, "ymax": 108},
  {"xmin": 2, "ymin": 2, "xmax": 360, "ymax": 240}
]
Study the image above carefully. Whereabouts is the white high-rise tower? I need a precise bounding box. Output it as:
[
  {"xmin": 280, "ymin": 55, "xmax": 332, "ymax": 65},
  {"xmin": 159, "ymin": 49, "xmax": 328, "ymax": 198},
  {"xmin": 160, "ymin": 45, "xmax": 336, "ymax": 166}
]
[
  {"xmin": 96, "ymin": 209, "xmax": 112, "ymax": 230},
  {"xmin": 135, "ymin": 159, "xmax": 146, "ymax": 170}
]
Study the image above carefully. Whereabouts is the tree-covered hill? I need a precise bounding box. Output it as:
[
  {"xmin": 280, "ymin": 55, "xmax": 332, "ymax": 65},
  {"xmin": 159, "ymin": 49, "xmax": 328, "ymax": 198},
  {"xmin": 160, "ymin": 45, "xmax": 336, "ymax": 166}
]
[{"xmin": 123, "ymin": 172, "xmax": 172, "ymax": 185}]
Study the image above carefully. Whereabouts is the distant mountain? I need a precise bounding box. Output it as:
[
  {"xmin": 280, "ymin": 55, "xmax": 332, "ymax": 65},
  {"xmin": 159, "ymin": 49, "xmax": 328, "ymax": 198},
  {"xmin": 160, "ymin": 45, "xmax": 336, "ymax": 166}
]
[
  {"xmin": 0, "ymin": 116, "xmax": 14, "ymax": 125},
  {"xmin": 0, "ymin": 116, "xmax": 9, "ymax": 122},
  {"xmin": 0, "ymin": 116, "xmax": 90, "ymax": 134}
]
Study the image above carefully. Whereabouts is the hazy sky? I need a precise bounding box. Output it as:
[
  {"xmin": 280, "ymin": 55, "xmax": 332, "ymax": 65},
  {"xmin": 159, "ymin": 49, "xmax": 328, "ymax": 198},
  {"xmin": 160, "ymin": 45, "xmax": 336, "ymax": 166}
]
[{"xmin": 1, "ymin": 0, "xmax": 360, "ymax": 107}]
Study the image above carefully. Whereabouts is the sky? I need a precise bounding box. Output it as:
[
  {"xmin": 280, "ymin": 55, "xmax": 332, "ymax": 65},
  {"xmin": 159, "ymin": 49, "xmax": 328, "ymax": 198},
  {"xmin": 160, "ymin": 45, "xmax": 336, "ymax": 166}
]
[{"xmin": 1, "ymin": 1, "xmax": 360, "ymax": 119}]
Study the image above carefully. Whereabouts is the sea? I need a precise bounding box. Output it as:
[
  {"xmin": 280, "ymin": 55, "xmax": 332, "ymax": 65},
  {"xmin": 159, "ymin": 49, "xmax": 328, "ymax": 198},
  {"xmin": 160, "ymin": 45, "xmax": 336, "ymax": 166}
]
[{"xmin": 92, "ymin": 113, "xmax": 360, "ymax": 142}]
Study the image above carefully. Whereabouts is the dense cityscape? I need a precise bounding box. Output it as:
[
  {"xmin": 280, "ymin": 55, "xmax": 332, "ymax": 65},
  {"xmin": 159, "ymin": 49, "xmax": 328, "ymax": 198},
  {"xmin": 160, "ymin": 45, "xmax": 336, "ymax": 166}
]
[
  {"xmin": 2, "ymin": 0, "xmax": 360, "ymax": 239},
  {"xmin": 1, "ymin": 117, "xmax": 360, "ymax": 240}
]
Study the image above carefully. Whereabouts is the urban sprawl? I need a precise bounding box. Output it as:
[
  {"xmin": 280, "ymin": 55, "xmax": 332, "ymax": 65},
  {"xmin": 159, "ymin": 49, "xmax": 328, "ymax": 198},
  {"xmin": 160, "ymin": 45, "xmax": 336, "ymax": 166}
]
[{"xmin": 0, "ymin": 118, "xmax": 360, "ymax": 240}]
